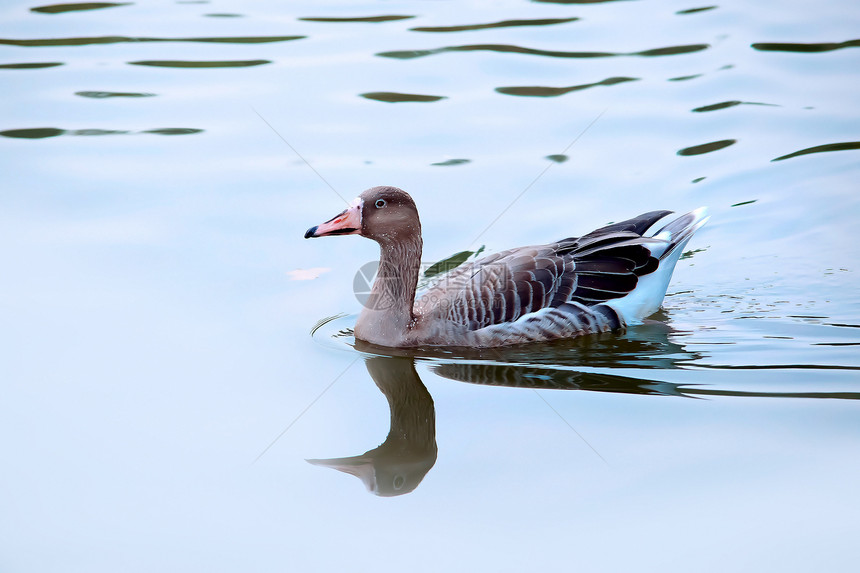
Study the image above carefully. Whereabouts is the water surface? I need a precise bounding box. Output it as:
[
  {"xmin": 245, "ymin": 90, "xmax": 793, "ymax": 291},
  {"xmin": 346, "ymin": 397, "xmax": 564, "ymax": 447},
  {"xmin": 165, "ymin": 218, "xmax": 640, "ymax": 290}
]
[{"xmin": 2, "ymin": 0, "xmax": 859, "ymax": 571}]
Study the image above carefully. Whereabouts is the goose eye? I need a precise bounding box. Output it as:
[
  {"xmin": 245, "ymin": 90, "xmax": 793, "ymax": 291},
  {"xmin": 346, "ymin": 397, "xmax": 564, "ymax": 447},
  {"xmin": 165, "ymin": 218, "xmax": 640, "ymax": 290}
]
[{"xmin": 375, "ymin": 199, "xmax": 387, "ymax": 208}]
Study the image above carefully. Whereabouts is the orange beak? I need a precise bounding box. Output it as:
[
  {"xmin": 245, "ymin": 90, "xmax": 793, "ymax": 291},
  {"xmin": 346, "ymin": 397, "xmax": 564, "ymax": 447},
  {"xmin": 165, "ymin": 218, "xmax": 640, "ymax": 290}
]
[{"xmin": 305, "ymin": 198, "xmax": 362, "ymax": 239}]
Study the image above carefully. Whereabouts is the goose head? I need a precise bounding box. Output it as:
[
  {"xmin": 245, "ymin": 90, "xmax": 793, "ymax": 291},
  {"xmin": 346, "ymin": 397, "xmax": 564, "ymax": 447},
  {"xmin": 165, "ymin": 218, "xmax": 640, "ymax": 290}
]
[{"xmin": 304, "ymin": 186, "xmax": 421, "ymax": 244}]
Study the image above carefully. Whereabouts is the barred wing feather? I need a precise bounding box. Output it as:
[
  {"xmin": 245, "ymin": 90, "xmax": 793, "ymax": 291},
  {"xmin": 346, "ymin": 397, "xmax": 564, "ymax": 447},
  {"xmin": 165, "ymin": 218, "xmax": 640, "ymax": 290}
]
[{"xmin": 414, "ymin": 210, "xmax": 690, "ymax": 331}]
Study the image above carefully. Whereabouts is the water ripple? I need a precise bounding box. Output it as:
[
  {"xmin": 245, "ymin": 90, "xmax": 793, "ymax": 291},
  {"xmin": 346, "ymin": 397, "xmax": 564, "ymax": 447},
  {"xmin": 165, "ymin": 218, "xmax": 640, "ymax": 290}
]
[
  {"xmin": 496, "ymin": 76, "xmax": 638, "ymax": 97},
  {"xmin": 772, "ymin": 141, "xmax": 860, "ymax": 162},
  {"xmin": 378, "ymin": 43, "xmax": 709, "ymax": 60},
  {"xmin": 431, "ymin": 363, "xmax": 860, "ymax": 398},
  {"xmin": 677, "ymin": 139, "xmax": 737, "ymax": 156},
  {"xmin": 31, "ymin": 2, "xmax": 131, "ymax": 14},
  {"xmin": 299, "ymin": 15, "xmax": 414, "ymax": 23},
  {"xmin": 0, "ymin": 62, "xmax": 64, "ymax": 69},
  {"xmin": 0, "ymin": 35, "xmax": 304, "ymax": 47},
  {"xmin": 668, "ymin": 73, "xmax": 702, "ymax": 81},
  {"xmin": 410, "ymin": 17, "xmax": 579, "ymax": 33},
  {"xmin": 692, "ymin": 100, "xmax": 779, "ymax": 112},
  {"xmin": 0, "ymin": 127, "xmax": 203, "ymax": 139},
  {"xmin": 752, "ymin": 39, "xmax": 860, "ymax": 53},
  {"xmin": 75, "ymin": 90, "xmax": 156, "ymax": 98},
  {"xmin": 128, "ymin": 59, "xmax": 270, "ymax": 68},
  {"xmin": 676, "ymin": 6, "xmax": 717, "ymax": 15},
  {"xmin": 360, "ymin": 91, "xmax": 446, "ymax": 103}
]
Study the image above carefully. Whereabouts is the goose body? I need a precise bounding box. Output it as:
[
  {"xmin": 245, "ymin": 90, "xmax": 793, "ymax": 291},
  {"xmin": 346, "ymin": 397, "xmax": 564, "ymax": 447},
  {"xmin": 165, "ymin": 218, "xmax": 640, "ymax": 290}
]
[{"xmin": 305, "ymin": 186, "xmax": 707, "ymax": 348}]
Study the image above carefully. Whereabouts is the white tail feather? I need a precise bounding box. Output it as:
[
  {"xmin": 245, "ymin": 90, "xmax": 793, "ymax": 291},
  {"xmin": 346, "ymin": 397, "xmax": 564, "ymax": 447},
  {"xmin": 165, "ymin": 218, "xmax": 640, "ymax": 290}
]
[{"xmin": 606, "ymin": 207, "xmax": 708, "ymax": 324}]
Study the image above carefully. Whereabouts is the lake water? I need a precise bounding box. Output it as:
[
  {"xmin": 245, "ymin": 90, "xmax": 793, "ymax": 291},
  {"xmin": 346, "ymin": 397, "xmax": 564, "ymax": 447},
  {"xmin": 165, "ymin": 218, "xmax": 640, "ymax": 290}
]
[{"xmin": 2, "ymin": 0, "xmax": 859, "ymax": 571}]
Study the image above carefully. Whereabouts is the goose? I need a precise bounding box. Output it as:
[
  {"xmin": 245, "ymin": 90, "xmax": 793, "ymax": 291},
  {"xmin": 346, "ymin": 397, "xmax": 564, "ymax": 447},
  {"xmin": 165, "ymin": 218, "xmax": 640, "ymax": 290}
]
[{"xmin": 305, "ymin": 186, "xmax": 708, "ymax": 348}]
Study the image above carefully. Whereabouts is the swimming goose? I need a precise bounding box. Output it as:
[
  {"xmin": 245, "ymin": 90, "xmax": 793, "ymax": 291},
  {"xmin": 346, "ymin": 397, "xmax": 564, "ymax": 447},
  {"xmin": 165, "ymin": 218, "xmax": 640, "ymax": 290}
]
[{"xmin": 305, "ymin": 186, "xmax": 707, "ymax": 348}]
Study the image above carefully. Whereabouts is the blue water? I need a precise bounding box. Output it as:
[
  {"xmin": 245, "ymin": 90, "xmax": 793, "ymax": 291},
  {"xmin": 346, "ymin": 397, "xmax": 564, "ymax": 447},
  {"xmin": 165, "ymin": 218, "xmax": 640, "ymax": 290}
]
[{"xmin": 2, "ymin": 1, "xmax": 859, "ymax": 571}]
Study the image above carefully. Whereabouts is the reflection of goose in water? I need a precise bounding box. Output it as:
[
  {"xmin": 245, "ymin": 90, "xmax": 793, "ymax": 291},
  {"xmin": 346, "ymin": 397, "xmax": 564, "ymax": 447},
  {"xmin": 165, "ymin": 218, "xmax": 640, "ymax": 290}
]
[
  {"xmin": 310, "ymin": 323, "xmax": 860, "ymax": 496},
  {"xmin": 307, "ymin": 356, "xmax": 437, "ymax": 497},
  {"xmin": 429, "ymin": 317, "xmax": 700, "ymax": 397},
  {"xmin": 434, "ymin": 363, "xmax": 689, "ymax": 396}
]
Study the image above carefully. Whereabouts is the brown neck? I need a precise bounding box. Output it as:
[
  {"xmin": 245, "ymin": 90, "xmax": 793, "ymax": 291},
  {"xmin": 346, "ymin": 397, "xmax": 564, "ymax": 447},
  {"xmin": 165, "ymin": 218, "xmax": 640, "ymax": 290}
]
[
  {"xmin": 354, "ymin": 232, "xmax": 423, "ymax": 347},
  {"xmin": 366, "ymin": 233, "xmax": 423, "ymax": 328}
]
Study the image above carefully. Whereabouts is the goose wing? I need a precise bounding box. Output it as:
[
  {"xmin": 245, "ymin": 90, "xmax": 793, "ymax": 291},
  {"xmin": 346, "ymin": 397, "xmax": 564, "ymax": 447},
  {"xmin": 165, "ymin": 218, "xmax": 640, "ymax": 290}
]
[{"xmin": 415, "ymin": 211, "xmax": 674, "ymax": 330}]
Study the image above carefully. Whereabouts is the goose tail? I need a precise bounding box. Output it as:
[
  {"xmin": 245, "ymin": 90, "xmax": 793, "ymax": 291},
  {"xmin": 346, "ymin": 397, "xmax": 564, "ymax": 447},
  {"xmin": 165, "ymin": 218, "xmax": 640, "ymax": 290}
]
[{"xmin": 604, "ymin": 207, "xmax": 708, "ymax": 324}]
